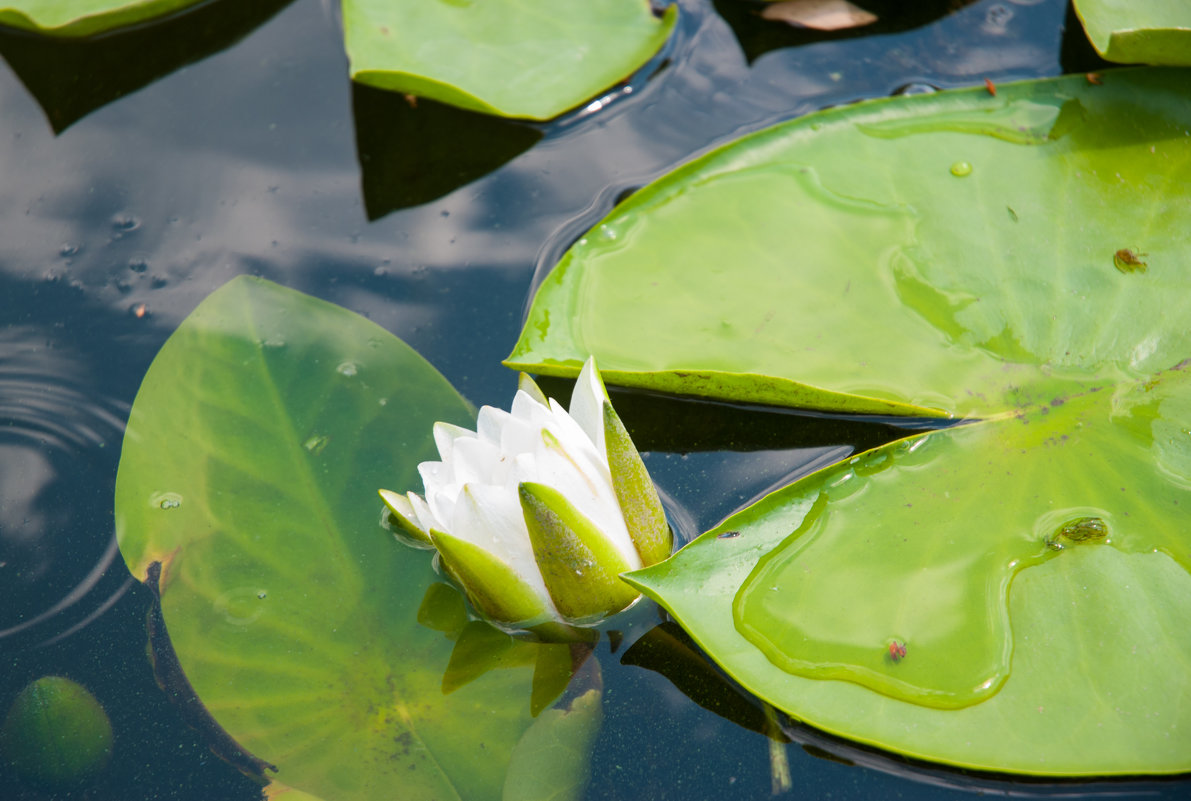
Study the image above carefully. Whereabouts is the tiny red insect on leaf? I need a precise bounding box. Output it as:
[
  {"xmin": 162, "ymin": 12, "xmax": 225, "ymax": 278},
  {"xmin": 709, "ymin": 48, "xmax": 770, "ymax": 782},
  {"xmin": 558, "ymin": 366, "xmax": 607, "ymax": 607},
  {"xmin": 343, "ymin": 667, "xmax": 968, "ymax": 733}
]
[
  {"xmin": 984, "ymin": 78, "xmax": 996, "ymax": 96},
  {"xmin": 1086, "ymin": 72, "xmax": 1103, "ymax": 85},
  {"xmin": 888, "ymin": 640, "xmax": 907, "ymax": 663}
]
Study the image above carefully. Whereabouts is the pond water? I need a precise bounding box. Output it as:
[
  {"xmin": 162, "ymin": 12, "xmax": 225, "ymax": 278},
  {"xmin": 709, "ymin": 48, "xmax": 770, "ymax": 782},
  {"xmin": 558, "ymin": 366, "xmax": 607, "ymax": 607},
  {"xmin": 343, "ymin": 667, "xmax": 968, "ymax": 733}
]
[{"xmin": 1, "ymin": 0, "xmax": 1188, "ymax": 798}]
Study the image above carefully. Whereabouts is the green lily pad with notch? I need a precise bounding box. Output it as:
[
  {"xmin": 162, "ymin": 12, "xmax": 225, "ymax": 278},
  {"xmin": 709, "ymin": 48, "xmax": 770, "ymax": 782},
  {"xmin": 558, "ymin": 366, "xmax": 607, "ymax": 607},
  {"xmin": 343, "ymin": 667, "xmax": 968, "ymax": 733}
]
[
  {"xmin": 627, "ymin": 364, "xmax": 1191, "ymax": 774},
  {"xmin": 510, "ymin": 68, "xmax": 1191, "ymax": 774},
  {"xmin": 0, "ymin": 0, "xmax": 206, "ymax": 37},
  {"xmin": 115, "ymin": 276, "xmax": 585, "ymax": 800},
  {"xmin": 342, "ymin": 0, "xmax": 677, "ymax": 121},
  {"xmin": 1073, "ymin": 0, "xmax": 1191, "ymax": 66}
]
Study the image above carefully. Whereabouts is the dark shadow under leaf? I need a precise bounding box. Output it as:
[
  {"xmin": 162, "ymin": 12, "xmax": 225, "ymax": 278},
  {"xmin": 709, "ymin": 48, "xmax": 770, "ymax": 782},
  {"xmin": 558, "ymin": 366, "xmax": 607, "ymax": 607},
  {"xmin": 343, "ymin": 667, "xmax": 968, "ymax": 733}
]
[
  {"xmin": 353, "ymin": 83, "xmax": 543, "ymax": 219},
  {"xmin": 0, "ymin": 0, "xmax": 295, "ymax": 133}
]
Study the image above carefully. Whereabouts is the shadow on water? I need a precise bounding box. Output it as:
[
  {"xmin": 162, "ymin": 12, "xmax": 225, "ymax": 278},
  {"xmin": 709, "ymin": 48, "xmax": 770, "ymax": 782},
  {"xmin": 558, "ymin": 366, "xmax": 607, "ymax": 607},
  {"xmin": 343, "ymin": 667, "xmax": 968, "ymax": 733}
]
[
  {"xmin": 0, "ymin": 0, "xmax": 295, "ymax": 133},
  {"xmin": 619, "ymin": 622, "xmax": 1191, "ymax": 801},
  {"xmin": 353, "ymin": 84, "xmax": 544, "ymax": 219}
]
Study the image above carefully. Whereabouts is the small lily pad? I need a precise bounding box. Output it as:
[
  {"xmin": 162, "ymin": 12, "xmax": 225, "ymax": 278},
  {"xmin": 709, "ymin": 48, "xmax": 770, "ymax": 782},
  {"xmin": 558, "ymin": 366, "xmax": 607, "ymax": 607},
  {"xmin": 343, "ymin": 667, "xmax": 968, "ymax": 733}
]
[
  {"xmin": 342, "ymin": 0, "xmax": 677, "ymax": 120},
  {"xmin": 1073, "ymin": 0, "xmax": 1191, "ymax": 65},
  {"xmin": 0, "ymin": 0, "xmax": 205, "ymax": 37}
]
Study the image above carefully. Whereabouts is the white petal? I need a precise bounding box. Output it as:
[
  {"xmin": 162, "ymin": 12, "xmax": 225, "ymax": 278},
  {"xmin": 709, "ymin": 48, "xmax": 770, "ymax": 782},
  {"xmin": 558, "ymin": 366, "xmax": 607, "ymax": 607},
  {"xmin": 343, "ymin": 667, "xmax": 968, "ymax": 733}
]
[
  {"xmin": 475, "ymin": 404, "xmax": 510, "ymax": 444},
  {"xmin": 510, "ymin": 388, "xmax": 546, "ymax": 421},
  {"xmin": 517, "ymin": 429, "xmax": 641, "ymax": 570},
  {"xmin": 379, "ymin": 489, "xmax": 422, "ymax": 529},
  {"xmin": 454, "ymin": 435, "xmax": 505, "ymax": 487},
  {"xmin": 418, "ymin": 460, "xmax": 448, "ymax": 493},
  {"xmin": 541, "ymin": 404, "xmax": 610, "ymax": 483},
  {"xmin": 408, "ymin": 491, "xmax": 441, "ymax": 533},
  {"xmin": 424, "ymin": 482, "xmax": 458, "ymax": 531},
  {"xmin": 453, "ymin": 483, "xmax": 557, "ymax": 614},
  {"xmin": 568, "ymin": 356, "xmax": 608, "ymax": 455},
  {"xmin": 499, "ymin": 407, "xmax": 541, "ymax": 462},
  {"xmin": 434, "ymin": 421, "xmax": 475, "ymax": 462}
]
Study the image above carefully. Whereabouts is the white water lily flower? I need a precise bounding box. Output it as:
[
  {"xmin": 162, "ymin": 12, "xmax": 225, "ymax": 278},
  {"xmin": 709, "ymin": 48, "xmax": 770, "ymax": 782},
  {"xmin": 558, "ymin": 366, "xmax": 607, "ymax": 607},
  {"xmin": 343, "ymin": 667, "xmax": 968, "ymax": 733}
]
[{"xmin": 379, "ymin": 357, "xmax": 671, "ymax": 638}]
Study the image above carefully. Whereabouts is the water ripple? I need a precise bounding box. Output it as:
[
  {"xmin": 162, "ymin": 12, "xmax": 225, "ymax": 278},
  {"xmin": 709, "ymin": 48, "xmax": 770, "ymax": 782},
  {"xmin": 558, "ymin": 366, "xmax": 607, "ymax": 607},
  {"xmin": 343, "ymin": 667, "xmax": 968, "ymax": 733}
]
[{"xmin": 0, "ymin": 328, "xmax": 131, "ymax": 648}]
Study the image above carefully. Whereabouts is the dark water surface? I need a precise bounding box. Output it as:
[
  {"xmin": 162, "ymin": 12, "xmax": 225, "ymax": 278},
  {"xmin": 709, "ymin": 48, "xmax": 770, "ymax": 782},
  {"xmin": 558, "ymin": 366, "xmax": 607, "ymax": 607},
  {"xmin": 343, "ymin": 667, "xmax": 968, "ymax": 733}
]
[{"xmin": 1, "ymin": 0, "xmax": 1187, "ymax": 799}]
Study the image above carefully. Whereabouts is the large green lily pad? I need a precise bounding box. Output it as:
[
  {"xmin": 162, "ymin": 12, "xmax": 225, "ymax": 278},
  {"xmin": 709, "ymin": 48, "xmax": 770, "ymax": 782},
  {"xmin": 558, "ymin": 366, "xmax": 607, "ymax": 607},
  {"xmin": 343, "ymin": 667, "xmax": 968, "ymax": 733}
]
[
  {"xmin": 0, "ymin": 0, "xmax": 205, "ymax": 37},
  {"xmin": 342, "ymin": 0, "xmax": 677, "ymax": 121},
  {"xmin": 627, "ymin": 364, "xmax": 1191, "ymax": 774},
  {"xmin": 115, "ymin": 276, "xmax": 580, "ymax": 800},
  {"xmin": 511, "ymin": 68, "xmax": 1191, "ymax": 774},
  {"xmin": 1073, "ymin": 0, "xmax": 1191, "ymax": 65},
  {"xmin": 506, "ymin": 68, "xmax": 1191, "ymax": 419}
]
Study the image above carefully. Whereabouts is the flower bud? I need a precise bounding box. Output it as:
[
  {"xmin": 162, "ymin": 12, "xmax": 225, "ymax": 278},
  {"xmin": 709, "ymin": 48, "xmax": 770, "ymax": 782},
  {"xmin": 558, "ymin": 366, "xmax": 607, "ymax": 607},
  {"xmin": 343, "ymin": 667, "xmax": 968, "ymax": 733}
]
[{"xmin": 380, "ymin": 357, "xmax": 671, "ymax": 638}]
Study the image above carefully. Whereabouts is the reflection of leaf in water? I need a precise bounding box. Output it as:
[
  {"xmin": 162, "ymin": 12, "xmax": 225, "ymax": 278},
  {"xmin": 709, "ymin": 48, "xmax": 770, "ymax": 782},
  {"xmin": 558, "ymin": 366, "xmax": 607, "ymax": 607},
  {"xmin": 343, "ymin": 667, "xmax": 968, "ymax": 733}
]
[
  {"xmin": 513, "ymin": 69, "xmax": 1191, "ymax": 775},
  {"xmin": 502, "ymin": 688, "xmax": 603, "ymax": 801},
  {"xmin": 352, "ymin": 85, "xmax": 542, "ymax": 219},
  {"xmin": 115, "ymin": 277, "xmax": 591, "ymax": 800},
  {"xmin": 0, "ymin": 0, "xmax": 294, "ymax": 132}
]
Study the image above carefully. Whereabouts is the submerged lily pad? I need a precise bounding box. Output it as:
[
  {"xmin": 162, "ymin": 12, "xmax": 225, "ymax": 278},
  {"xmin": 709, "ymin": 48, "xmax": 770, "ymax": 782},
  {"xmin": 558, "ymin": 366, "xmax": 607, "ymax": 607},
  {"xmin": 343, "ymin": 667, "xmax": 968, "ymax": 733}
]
[
  {"xmin": 342, "ymin": 0, "xmax": 677, "ymax": 120},
  {"xmin": 0, "ymin": 0, "xmax": 205, "ymax": 37},
  {"xmin": 115, "ymin": 277, "xmax": 585, "ymax": 800},
  {"xmin": 512, "ymin": 68, "xmax": 1191, "ymax": 774},
  {"xmin": 1073, "ymin": 0, "xmax": 1191, "ymax": 65}
]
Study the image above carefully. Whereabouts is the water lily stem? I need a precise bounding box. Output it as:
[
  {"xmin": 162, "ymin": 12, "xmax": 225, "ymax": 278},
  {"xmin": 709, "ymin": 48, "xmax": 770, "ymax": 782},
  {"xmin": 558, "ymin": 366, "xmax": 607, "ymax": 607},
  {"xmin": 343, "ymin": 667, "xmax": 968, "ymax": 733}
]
[{"xmin": 763, "ymin": 703, "xmax": 792, "ymax": 795}]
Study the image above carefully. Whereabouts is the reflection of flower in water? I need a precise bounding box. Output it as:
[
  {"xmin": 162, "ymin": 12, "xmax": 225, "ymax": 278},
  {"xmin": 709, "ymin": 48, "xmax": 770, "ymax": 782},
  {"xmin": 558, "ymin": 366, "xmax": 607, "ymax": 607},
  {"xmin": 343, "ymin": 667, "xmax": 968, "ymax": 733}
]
[{"xmin": 381, "ymin": 358, "xmax": 671, "ymax": 639}]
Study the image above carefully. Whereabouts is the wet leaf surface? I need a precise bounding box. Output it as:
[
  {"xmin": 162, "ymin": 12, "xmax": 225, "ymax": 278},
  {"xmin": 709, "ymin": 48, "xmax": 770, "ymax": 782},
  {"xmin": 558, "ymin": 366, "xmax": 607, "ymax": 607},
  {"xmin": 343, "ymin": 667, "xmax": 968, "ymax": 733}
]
[
  {"xmin": 1073, "ymin": 0, "xmax": 1191, "ymax": 65},
  {"xmin": 0, "ymin": 0, "xmax": 205, "ymax": 36},
  {"xmin": 342, "ymin": 0, "xmax": 677, "ymax": 121},
  {"xmin": 115, "ymin": 276, "xmax": 586, "ymax": 800},
  {"xmin": 513, "ymin": 69, "xmax": 1191, "ymax": 774}
]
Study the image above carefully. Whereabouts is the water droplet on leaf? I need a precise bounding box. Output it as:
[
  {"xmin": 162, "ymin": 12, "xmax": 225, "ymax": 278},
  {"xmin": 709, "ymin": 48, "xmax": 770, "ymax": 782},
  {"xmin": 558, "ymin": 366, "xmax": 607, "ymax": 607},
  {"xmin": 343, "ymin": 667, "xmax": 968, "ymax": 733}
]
[{"xmin": 151, "ymin": 492, "xmax": 182, "ymax": 510}]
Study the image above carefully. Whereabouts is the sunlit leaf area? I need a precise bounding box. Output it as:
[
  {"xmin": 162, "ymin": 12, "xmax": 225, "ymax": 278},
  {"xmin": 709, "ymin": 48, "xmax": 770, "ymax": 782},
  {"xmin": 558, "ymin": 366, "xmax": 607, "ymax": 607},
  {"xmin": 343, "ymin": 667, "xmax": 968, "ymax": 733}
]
[{"xmin": 2, "ymin": 1, "xmax": 1189, "ymax": 800}]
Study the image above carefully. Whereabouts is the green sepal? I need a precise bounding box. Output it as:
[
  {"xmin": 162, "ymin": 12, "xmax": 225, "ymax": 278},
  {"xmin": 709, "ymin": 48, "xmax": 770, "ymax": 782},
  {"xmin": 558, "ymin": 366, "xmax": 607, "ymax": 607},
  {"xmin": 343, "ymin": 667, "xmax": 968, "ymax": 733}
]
[
  {"xmin": 518, "ymin": 372, "xmax": 550, "ymax": 407},
  {"xmin": 518, "ymin": 481, "xmax": 640, "ymax": 622},
  {"xmin": 602, "ymin": 400, "xmax": 672, "ymax": 566},
  {"xmin": 378, "ymin": 488, "xmax": 433, "ymax": 548},
  {"xmin": 428, "ymin": 528, "xmax": 552, "ymax": 626}
]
